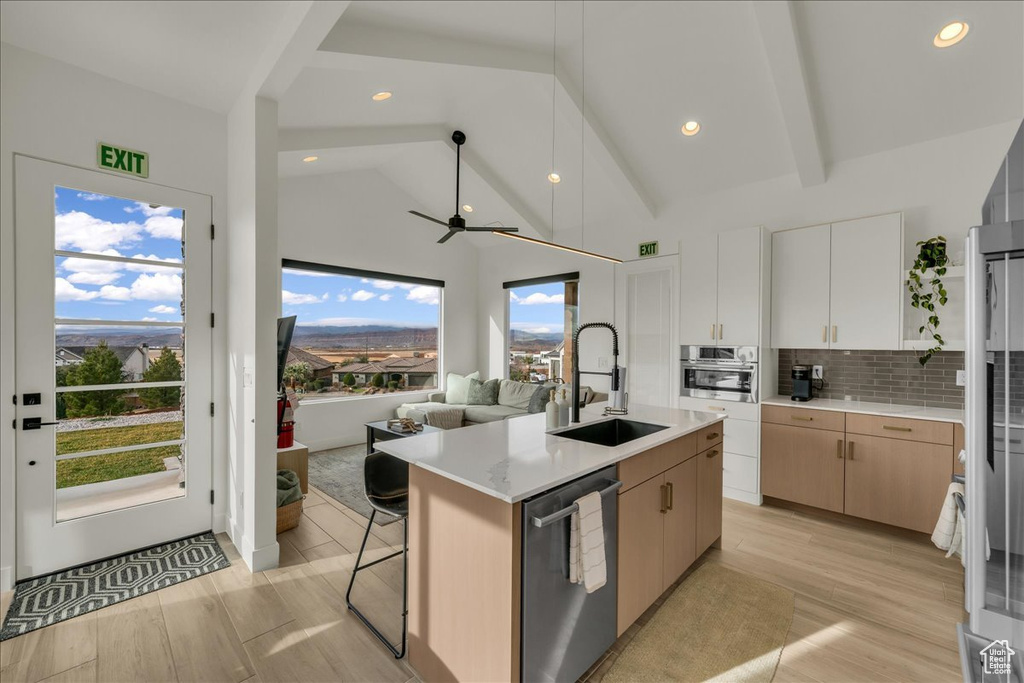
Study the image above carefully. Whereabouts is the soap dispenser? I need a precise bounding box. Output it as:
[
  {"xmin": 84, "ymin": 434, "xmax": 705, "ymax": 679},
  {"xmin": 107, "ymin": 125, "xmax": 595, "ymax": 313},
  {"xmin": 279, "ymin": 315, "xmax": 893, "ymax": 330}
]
[
  {"xmin": 545, "ymin": 389, "xmax": 559, "ymax": 430},
  {"xmin": 557, "ymin": 387, "xmax": 570, "ymax": 427}
]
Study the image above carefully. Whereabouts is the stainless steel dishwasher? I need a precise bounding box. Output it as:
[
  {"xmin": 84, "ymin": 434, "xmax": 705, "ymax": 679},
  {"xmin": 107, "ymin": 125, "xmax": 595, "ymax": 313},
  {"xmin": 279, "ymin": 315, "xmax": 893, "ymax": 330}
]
[{"xmin": 521, "ymin": 465, "xmax": 620, "ymax": 683}]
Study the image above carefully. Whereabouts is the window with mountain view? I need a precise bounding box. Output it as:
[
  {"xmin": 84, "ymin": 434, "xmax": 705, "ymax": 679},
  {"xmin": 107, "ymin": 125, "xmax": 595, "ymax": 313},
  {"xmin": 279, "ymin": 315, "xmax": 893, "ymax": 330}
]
[
  {"xmin": 281, "ymin": 261, "xmax": 443, "ymax": 402},
  {"xmin": 506, "ymin": 274, "xmax": 578, "ymax": 383}
]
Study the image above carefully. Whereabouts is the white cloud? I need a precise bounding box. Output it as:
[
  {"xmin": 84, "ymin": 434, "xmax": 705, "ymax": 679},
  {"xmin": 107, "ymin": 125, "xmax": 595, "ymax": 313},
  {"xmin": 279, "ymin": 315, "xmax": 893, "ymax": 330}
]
[
  {"xmin": 125, "ymin": 202, "xmax": 174, "ymax": 217},
  {"xmin": 142, "ymin": 215, "xmax": 183, "ymax": 240},
  {"xmin": 76, "ymin": 192, "xmax": 109, "ymax": 201},
  {"xmin": 351, "ymin": 290, "xmax": 376, "ymax": 301},
  {"xmin": 369, "ymin": 279, "xmax": 416, "ymax": 291},
  {"xmin": 55, "ymin": 211, "xmax": 143, "ymax": 252},
  {"xmin": 98, "ymin": 284, "xmax": 132, "ymax": 301},
  {"xmin": 379, "ymin": 294, "xmax": 393, "ymax": 302},
  {"xmin": 510, "ymin": 322, "xmax": 564, "ymax": 334},
  {"xmin": 406, "ymin": 286, "xmax": 440, "ymax": 305},
  {"xmin": 282, "ymin": 290, "xmax": 325, "ymax": 305},
  {"xmin": 524, "ymin": 326, "xmax": 552, "ymax": 334},
  {"xmin": 124, "ymin": 255, "xmax": 183, "ymax": 273},
  {"xmin": 67, "ymin": 271, "xmax": 121, "ymax": 285},
  {"xmin": 124, "ymin": 273, "xmax": 182, "ymax": 301},
  {"xmin": 336, "ymin": 294, "xmax": 348, "ymax": 303},
  {"xmin": 518, "ymin": 292, "xmax": 564, "ymax": 306},
  {"xmin": 149, "ymin": 305, "xmax": 177, "ymax": 314},
  {"xmin": 142, "ymin": 317, "xmax": 158, "ymax": 322},
  {"xmin": 55, "ymin": 277, "xmax": 99, "ymax": 302}
]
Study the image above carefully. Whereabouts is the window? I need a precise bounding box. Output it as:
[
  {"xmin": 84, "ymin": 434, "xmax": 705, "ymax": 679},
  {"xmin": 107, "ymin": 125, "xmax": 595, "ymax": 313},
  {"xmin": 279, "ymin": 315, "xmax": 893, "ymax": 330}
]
[
  {"xmin": 281, "ymin": 260, "xmax": 443, "ymax": 401},
  {"xmin": 505, "ymin": 272, "xmax": 579, "ymax": 383}
]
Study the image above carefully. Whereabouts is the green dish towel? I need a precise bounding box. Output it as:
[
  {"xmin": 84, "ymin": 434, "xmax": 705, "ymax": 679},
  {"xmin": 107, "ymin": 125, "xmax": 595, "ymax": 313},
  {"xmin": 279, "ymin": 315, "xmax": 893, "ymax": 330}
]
[{"xmin": 277, "ymin": 469, "xmax": 302, "ymax": 507}]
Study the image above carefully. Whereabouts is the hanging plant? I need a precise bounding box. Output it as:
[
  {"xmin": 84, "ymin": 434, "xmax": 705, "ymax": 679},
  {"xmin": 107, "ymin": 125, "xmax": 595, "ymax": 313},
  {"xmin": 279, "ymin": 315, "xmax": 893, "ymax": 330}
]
[{"xmin": 906, "ymin": 236, "xmax": 948, "ymax": 366}]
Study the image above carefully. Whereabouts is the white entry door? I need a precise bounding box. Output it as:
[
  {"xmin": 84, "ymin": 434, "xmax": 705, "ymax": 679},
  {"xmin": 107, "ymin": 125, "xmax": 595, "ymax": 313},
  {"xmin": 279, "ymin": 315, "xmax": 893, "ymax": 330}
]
[
  {"xmin": 14, "ymin": 156, "xmax": 213, "ymax": 579},
  {"xmin": 615, "ymin": 256, "xmax": 679, "ymax": 408}
]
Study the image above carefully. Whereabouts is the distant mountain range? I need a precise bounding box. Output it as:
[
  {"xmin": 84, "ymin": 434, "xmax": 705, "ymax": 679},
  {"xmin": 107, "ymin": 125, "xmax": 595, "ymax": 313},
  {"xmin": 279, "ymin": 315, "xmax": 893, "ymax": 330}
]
[
  {"xmin": 57, "ymin": 330, "xmax": 182, "ymax": 348},
  {"xmin": 292, "ymin": 325, "xmax": 438, "ymax": 349},
  {"xmin": 509, "ymin": 329, "xmax": 564, "ymax": 347}
]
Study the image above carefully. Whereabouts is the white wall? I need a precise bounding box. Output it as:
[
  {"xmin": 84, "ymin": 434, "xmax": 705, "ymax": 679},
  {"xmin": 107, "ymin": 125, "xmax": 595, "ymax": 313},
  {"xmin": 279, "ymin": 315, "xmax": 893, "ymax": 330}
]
[
  {"xmin": 0, "ymin": 43, "xmax": 228, "ymax": 590},
  {"xmin": 277, "ymin": 169, "xmax": 480, "ymax": 450}
]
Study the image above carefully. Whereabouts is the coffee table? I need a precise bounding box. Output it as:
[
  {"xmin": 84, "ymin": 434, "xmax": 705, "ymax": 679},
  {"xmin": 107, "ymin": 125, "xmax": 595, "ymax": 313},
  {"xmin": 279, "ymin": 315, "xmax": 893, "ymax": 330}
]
[{"xmin": 365, "ymin": 420, "xmax": 441, "ymax": 455}]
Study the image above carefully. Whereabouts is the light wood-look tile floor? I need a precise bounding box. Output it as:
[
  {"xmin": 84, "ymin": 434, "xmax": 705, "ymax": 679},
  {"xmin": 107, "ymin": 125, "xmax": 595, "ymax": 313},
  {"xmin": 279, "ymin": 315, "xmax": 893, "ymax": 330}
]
[{"xmin": 1, "ymin": 492, "xmax": 965, "ymax": 683}]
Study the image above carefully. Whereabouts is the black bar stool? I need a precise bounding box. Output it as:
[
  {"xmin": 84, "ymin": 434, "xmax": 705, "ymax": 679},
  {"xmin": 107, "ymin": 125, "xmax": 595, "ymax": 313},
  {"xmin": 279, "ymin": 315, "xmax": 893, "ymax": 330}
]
[{"xmin": 345, "ymin": 451, "xmax": 409, "ymax": 659}]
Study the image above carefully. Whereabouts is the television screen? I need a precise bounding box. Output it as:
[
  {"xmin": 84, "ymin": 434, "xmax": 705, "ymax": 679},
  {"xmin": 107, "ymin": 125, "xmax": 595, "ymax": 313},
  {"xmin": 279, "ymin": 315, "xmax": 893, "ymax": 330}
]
[{"xmin": 277, "ymin": 316, "xmax": 297, "ymax": 391}]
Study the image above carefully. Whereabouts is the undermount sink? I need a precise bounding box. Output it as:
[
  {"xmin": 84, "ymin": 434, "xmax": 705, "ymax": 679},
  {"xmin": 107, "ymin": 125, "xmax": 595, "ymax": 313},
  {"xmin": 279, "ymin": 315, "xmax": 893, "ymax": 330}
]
[{"xmin": 553, "ymin": 418, "xmax": 668, "ymax": 447}]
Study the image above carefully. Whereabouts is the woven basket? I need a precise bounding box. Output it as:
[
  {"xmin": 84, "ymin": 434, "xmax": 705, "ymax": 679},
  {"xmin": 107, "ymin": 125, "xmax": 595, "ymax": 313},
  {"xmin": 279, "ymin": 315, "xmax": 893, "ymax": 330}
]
[{"xmin": 276, "ymin": 497, "xmax": 303, "ymax": 534}]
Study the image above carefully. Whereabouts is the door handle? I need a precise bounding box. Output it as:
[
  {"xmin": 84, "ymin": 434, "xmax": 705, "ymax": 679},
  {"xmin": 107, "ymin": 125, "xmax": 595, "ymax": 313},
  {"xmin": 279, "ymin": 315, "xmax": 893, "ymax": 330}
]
[
  {"xmin": 822, "ymin": 326, "xmax": 827, "ymax": 343},
  {"xmin": 719, "ymin": 324, "xmax": 723, "ymax": 340},
  {"xmin": 711, "ymin": 324, "xmax": 716, "ymax": 340},
  {"xmin": 832, "ymin": 325, "xmax": 838, "ymax": 343},
  {"xmin": 706, "ymin": 448, "xmax": 719, "ymax": 458},
  {"xmin": 660, "ymin": 484, "xmax": 668, "ymax": 514},
  {"xmin": 706, "ymin": 432, "xmax": 720, "ymax": 440},
  {"xmin": 791, "ymin": 416, "xmax": 813, "ymax": 421},
  {"xmin": 22, "ymin": 417, "xmax": 58, "ymax": 430},
  {"xmin": 836, "ymin": 439, "xmax": 844, "ymax": 459},
  {"xmin": 666, "ymin": 482, "xmax": 674, "ymax": 510},
  {"xmin": 882, "ymin": 425, "xmax": 912, "ymax": 432},
  {"xmin": 847, "ymin": 441, "xmax": 855, "ymax": 460}
]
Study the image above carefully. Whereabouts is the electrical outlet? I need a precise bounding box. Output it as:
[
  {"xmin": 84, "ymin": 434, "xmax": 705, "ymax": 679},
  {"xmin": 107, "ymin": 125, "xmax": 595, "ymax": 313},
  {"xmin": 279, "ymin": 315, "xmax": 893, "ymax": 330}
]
[
  {"xmin": 956, "ymin": 370, "xmax": 966, "ymax": 387},
  {"xmin": 812, "ymin": 365, "xmax": 824, "ymax": 380}
]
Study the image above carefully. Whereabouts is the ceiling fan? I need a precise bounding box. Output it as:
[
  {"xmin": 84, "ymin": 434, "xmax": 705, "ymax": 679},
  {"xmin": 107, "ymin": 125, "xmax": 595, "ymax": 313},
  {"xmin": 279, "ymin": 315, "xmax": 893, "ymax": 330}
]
[{"xmin": 409, "ymin": 130, "xmax": 520, "ymax": 244}]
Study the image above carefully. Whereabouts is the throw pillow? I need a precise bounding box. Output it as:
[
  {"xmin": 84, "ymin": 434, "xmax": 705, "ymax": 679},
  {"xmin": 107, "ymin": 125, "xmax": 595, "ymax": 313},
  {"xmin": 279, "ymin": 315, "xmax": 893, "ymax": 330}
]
[
  {"xmin": 466, "ymin": 378, "xmax": 500, "ymax": 406},
  {"xmin": 497, "ymin": 379, "xmax": 538, "ymax": 410},
  {"xmin": 528, "ymin": 382, "xmax": 558, "ymax": 413},
  {"xmin": 445, "ymin": 371, "xmax": 480, "ymax": 405}
]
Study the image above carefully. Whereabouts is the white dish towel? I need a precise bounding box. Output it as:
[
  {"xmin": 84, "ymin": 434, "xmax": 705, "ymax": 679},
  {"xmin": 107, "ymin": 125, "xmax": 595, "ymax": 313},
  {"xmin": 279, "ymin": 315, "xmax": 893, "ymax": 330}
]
[
  {"xmin": 931, "ymin": 481, "xmax": 991, "ymax": 566},
  {"xmin": 569, "ymin": 491, "xmax": 607, "ymax": 593}
]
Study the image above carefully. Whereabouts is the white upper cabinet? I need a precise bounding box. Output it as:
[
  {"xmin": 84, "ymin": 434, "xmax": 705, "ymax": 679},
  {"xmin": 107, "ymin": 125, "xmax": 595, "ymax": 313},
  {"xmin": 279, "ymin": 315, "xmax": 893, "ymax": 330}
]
[
  {"xmin": 680, "ymin": 226, "xmax": 767, "ymax": 347},
  {"xmin": 772, "ymin": 224, "xmax": 831, "ymax": 349},
  {"xmin": 679, "ymin": 230, "xmax": 719, "ymax": 344},
  {"xmin": 716, "ymin": 226, "xmax": 763, "ymax": 347},
  {"xmin": 829, "ymin": 214, "xmax": 903, "ymax": 350},
  {"xmin": 771, "ymin": 213, "xmax": 904, "ymax": 350}
]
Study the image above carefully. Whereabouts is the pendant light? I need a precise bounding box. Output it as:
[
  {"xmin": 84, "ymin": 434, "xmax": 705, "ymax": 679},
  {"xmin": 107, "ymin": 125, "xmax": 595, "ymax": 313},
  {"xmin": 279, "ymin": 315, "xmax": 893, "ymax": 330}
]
[{"xmin": 496, "ymin": 0, "xmax": 621, "ymax": 264}]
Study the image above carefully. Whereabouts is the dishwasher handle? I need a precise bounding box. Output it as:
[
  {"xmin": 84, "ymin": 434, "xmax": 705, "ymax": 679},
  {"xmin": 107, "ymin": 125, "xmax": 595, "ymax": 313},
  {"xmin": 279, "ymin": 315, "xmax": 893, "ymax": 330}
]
[{"xmin": 530, "ymin": 480, "xmax": 623, "ymax": 528}]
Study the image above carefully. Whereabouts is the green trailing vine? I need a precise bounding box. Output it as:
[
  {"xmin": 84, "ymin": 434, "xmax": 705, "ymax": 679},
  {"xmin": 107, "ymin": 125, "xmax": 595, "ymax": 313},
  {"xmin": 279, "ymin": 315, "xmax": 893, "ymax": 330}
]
[{"xmin": 906, "ymin": 236, "xmax": 948, "ymax": 366}]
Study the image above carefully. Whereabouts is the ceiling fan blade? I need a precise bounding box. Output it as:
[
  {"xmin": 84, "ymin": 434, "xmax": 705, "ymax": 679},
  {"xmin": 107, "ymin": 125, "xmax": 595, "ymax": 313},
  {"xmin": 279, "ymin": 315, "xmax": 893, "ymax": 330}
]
[
  {"xmin": 465, "ymin": 226, "xmax": 520, "ymax": 232},
  {"xmin": 437, "ymin": 230, "xmax": 458, "ymax": 244},
  {"xmin": 408, "ymin": 210, "xmax": 449, "ymax": 227}
]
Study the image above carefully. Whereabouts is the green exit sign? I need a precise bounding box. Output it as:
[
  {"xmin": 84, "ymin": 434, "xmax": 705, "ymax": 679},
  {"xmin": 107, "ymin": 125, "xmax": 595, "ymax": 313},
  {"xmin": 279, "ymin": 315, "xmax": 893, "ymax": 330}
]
[
  {"xmin": 639, "ymin": 241, "xmax": 659, "ymax": 258},
  {"xmin": 97, "ymin": 142, "xmax": 148, "ymax": 178}
]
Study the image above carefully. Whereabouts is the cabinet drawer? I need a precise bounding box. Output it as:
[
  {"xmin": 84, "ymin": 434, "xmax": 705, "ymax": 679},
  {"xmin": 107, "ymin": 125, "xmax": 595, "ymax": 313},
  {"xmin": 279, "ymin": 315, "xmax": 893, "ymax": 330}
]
[
  {"xmin": 618, "ymin": 434, "xmax": 696, "ymax": 492},
  {"xmin": 762, "ymin": 404, "xmax": 845, "ymax": 432},
  {"xmin": 697, "ymin": 423, "xmax": 724, "ymax": 449},
  {"xmin": 845, "ymin": 413, "xmax": 953, "ymax": 445},
  {"xmin": 677, "ymin": 397, "xmax": 760, "ymax": 423},
  {"xmin": 723, "ymin": 452, "xmax": 758, "ymax": 494},
  {"xmin": 724, "ymin": 418, "xmax": 758, "ymax": 457}
]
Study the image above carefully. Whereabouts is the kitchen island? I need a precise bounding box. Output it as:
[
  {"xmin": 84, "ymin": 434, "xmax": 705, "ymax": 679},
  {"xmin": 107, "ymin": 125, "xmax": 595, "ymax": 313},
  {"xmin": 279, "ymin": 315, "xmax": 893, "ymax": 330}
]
[{"xmin": 375, "ymin": 403, "xmax": 726, "ymax": 682}]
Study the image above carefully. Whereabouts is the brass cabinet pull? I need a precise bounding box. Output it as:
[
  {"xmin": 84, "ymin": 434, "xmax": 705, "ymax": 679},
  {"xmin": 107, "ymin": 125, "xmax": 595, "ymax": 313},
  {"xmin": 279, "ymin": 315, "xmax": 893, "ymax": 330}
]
[
  {"xmin": 706, "ymin": 432, "xmax": 720, "ymax": 440},
  {"xmin": 666, "ymin": 482, "xmax": 674, "ymax": 510},
  {"xmin": 660, "ymin": 484, "xmax": 668, "ymax": 513},
  {"xmin": 832, "ymin": 325, "xmax": 838, "ymax": 343},
  {"xmin": 847, "ymin": 441, "xmax": 855, "ymax": 460},
  {"xmin": 791, "ymin": 416, "xmax": 813, "ymax": 421},
  {"xmin": 719, "ymin": 323, "xmax": 723, "ymax": 340},
  {"xmin": 822, "ymin": 325, "xmax": 828, "ymax": 343},
  {"xmin": 707, "ymin": 405, "xmax": 727, "ymax": 412},
  {"xmin": 836, "ymin": 439, "xmax": 844, "ymax": 459},
  {"xmin": 882, "ymin": 425, "xmax": 912, "ymax": 432},
  {"xmin": 711, "ymin": 324, "xmax": 716, "ymax": 340},
  {"xmin": 707, "ymin": 449, "xmax": 719, "ymax": 458}
]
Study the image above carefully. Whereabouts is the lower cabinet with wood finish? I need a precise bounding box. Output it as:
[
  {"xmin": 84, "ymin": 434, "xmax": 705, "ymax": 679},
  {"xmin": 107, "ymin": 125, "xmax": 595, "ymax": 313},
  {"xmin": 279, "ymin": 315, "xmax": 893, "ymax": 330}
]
[
  {"xmin": 760, "ymin": 406, "xmax": 956, "ymax": 533},
  {"xmin": 616, "ymin": 429, "xmax": 723, "ymax": 636}
]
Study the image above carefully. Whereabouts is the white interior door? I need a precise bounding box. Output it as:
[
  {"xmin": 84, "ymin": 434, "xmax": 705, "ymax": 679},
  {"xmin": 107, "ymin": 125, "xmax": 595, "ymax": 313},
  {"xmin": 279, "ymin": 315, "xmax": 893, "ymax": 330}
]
[
  {"xmin": 616, "ymin": 257, "xmax": 678, "ymax": 408},
  {"xmin": 14, "ymin": 156, "xmax": 213, "ymax": 579}
]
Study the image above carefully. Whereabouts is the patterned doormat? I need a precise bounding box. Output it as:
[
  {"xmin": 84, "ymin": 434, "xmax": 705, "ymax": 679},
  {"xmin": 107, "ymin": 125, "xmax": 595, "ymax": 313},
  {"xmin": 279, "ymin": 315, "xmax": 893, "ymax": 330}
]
[{"xmin": 0, "ymin": 531, "xmax": 229, "ymax": 641}]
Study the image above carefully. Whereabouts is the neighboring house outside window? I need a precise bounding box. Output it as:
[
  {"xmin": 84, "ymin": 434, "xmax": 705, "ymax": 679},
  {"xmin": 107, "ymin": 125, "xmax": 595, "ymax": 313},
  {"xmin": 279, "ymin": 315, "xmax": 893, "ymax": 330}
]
[
  {"xmin": 281, "ymin": 259, "xmax": 444, "ymax": 402},
  {"xmin": 504, "ymin": 273, "xmax": 579, "ymax": 383}
]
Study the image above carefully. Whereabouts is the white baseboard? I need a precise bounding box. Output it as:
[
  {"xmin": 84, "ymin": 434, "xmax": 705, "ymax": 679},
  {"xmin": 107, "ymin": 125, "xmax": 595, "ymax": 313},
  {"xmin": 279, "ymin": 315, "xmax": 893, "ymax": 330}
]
[
  {"xmin": 243, "ymin": 538, "xmax": 280, "ymax": 572},
  {"xmin": 1, "ymin": 565, "xmax": 12, "ymax": 592},
  {"xmin": 724, "ymin": 487, "xmax": 762, "ymax": 506},
  {"xmin": 212, "ymin": 512, "xmax": 227, "ymax": 534}
]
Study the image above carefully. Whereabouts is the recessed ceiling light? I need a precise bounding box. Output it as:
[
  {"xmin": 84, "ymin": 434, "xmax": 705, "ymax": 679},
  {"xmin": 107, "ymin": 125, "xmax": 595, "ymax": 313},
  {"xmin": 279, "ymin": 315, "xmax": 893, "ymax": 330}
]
[
  {"xmin": 681, "ymin": 121, "xmax": 701, "ymax": 136},
  {"xmin": 548, "ymin": 172, "xmax": 561, "ymax": 184},
  {"xmin": 372, "ymin": 91, "xmax": 393, "ymax": 101},
  {"xmin": 934, "ymin": 21, "xmax": 969, "ymax": 48},
  {"xmin": 302, "ymin": 156, "xmax": 319, "ymax": 163},
  {"xmin": 462, "ymin": 204, "xmax": 474, "ymax": 213}
]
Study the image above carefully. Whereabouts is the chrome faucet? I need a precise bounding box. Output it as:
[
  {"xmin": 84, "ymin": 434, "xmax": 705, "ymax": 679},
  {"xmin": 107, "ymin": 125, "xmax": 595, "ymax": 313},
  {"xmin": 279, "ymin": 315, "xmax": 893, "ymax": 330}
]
[{"xmin": 571, "ymin": 322, "xmax": 626, "ymax": 423}]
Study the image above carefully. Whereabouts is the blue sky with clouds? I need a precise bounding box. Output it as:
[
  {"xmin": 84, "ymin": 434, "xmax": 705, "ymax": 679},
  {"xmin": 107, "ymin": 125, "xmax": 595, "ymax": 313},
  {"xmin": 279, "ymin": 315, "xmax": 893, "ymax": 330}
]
[
  {"xmin": 282, "ymin": 269, "xmax": 441, "ymax": 328},
  {"xmin": 508, "ymin": 282, "xmax": 566, "ymax": 334},
  {"xmin": 53, "ymin": 187, "xmax": 184, "ymax": 323}
]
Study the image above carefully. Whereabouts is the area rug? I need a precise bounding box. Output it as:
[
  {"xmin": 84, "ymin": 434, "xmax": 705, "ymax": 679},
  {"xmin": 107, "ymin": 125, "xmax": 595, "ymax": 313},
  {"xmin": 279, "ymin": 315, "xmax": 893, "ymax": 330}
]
[
  {"xmin": 307, "ymin": 444, "xmax": 398, "ymax": 526},
  {"xmin": 0, "ymin": 532, "xmax": 229, "ymax": 641},
  {"xmin": 604, "ymin": 563, "xmax": 794, "ymax": 683}
]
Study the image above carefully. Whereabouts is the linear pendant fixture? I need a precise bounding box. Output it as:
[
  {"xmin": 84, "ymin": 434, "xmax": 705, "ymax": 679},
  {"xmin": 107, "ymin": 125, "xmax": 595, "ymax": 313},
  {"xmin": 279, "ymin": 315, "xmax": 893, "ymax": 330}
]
[{"xmin": 495, "ymin": 231, "xmax": 622, "ymax": 264}]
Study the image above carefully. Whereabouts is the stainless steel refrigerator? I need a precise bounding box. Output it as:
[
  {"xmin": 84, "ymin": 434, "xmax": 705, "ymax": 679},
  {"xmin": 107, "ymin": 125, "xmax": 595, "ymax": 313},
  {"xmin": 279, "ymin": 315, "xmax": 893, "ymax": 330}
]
[{"xmin": 961, "ymin": 120, "xmax": 1024, "ymax": 679}]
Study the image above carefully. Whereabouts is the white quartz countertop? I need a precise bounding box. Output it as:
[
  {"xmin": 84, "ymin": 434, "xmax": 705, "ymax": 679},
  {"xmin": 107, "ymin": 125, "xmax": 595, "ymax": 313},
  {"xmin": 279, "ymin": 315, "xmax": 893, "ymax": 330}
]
[
  {"xmin": 762, "ymin": 395, "xmax": 964, "ymax": 424},
  {"xmin": 374, "ymin": 403, "xmax": 725, "ymax": 503}
]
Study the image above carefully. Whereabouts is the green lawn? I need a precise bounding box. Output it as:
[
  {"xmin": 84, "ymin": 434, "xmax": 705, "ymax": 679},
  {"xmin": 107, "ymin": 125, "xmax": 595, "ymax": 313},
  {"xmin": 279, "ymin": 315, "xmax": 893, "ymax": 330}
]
[{"xmin": 56, "ymin": 420, "xmax": 184, "ymax": 489}]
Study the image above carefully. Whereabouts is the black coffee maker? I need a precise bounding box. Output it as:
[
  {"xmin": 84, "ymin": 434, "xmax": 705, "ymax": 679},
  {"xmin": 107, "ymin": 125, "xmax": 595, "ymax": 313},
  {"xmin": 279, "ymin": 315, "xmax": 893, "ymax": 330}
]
[{"xmin": 791, "ymin": 365, "xmax": 813, "ymax": 402}]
